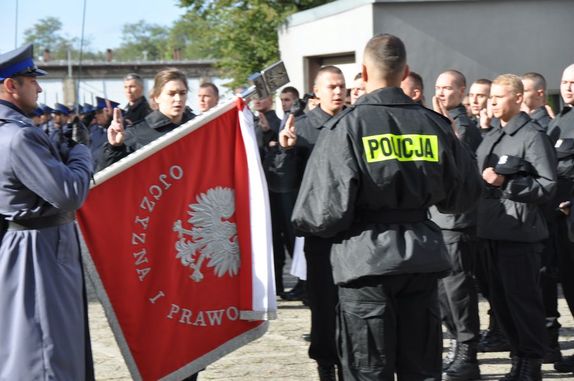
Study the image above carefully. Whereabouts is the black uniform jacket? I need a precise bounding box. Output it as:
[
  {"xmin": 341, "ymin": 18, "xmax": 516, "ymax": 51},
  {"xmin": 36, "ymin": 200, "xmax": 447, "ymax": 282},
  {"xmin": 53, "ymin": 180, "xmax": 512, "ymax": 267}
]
[
  {"xmin": 531, "ymin": 106, "xmax": 552, "ymax": 132},
  {"xmin": 100, "ymin": 108, "xmax": 196, "ymax": 169},
  {"xmin": 430, "ymin": 105, "xmax": 482, "ymax": 233},
  {"xmin": 264, "ymin": 107, "xmax": 333, "ymax": 193},
  {"xmin": 547, "ymin": 106, "xmax": 574, "ymax": 205},
  {"xmin": 291, "ymin": 87, "xmax": 482, "ymax": 285},
  {"xmin": 123, "ymin": 96, "xmax": 152, "ymax": 127},
  {"xmin": 476, "ymin": 112, "xmax": 557, "ymax": 242}
]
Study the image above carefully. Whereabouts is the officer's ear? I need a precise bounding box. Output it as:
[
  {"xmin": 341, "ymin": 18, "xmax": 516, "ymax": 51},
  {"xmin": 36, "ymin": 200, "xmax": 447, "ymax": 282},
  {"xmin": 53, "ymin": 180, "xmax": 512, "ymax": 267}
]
[
  {"xmin": 361, "ymin": 64, "xmax": 368, "ymax": 84},
  {"xmin": 401, "ymin": 64, "xmax": 410, "ymax": 82},
  {"xmin": 1, "ymin": 77, "xmax": 18, "ymax": 94}
]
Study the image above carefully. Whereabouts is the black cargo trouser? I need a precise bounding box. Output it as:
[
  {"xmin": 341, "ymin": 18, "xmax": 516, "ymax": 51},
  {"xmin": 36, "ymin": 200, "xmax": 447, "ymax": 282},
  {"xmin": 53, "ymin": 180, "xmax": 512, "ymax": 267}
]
[
  {"xmin": 555, "ymin": 216, "xmax": 574, "ymax": 318},
  {"xmin": 540, "ymin": 222, "xmax": 561, "ymax": 326},
  {"xmin": 484, "ymin": 240, "xmax": 547, "ymax": 358},
  {"xmin": 305, "ymin": 237, "xmax": 339, "ymax": 366},
  {"xmin": 269, "ymin": 190, "xmax": 297, "ymax": 294},
  {"xmin": 338, "ymin": 273, "xmax": 442, "ymax": 381},
  {"xmin": 438, "ymin": 230, "xmax": 480, "ymax": 344}
]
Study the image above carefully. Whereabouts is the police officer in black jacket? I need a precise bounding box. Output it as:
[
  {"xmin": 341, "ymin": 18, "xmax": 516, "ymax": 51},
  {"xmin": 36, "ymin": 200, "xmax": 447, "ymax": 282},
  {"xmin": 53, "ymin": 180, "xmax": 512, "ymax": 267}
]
[
  {"xmin": 123, "ymin": 73, "xmax": 152, "ymax": 127},
  {"xmin": 432, "ymin": 70, "xmax": 483, "ymax": 380},
  {"xmin": 292, "ymin": 34, "xmax": 482, "ymax": 381},
  {"xmin": 546, "ymin": 64, "xmax": 574, "ymax": 373},
  {"xmin": 275, "ymin": 65, "xmax": 346, "ymax": 380},
  {"xmin": 476, "ymin": 74, "xmax": 557, "ymax": 381}
]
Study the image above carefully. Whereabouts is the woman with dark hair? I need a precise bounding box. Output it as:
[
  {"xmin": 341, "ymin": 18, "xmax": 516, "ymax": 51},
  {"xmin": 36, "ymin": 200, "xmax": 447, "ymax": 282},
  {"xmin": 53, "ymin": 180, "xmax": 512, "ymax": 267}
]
[{"xmin": 100, "ymin": 68, "xmax": 196, "ymax": 169}]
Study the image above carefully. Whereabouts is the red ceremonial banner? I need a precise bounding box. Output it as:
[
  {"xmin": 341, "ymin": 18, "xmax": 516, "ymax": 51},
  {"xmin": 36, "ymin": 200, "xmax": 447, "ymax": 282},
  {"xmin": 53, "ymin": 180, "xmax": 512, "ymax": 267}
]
[{"xmin": 78, "ymin": 99, "xmax": 275, "ymax": 380}]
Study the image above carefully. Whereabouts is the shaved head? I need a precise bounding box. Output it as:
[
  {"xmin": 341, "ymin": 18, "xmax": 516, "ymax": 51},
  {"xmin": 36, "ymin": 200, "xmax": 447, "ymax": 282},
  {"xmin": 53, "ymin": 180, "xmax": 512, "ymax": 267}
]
[{"xmin": 363, "ymin": 34, "xmax": 407, "ymax": 89}]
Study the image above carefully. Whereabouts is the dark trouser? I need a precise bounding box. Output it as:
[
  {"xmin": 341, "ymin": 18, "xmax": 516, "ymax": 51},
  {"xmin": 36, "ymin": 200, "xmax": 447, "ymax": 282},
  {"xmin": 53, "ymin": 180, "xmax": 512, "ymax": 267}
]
[
  {"xmin": 438, "ymin": 230, "xmax": 480, "ymax": 344},
  {"xmin": 269, "ymin": 190, "xmax": 297, "ymax": 294},
  {"xmin": 305, "ymin": 237, "xmax": 339, "ymax": 366},
  {"xmin": 540, "ymin": 223, "xmax": 560, "ymax": 325},
  {"xmin": 556, "ymin": 216, "xmax": 574, "ymax": 317},
  {"xmin": 484, "ymin": 240, "xmax": 546, "ymax": 358},
  {"xmin": 338, "ymin": 274, "xmax": 442, "ymax": 381}
]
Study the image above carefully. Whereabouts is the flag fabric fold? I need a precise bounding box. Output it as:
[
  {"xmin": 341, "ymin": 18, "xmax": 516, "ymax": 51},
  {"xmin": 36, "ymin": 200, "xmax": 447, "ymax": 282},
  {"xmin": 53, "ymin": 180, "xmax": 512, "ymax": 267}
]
[{"xmin": 77, "ymin": 98, "xmax": 276, "ymax": 381}]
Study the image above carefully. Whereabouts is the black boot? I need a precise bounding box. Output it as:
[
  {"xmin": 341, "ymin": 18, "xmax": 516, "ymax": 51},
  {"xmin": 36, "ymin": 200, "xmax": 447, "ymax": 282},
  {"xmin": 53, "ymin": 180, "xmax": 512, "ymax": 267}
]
[
  {"xmin": 443, "ymin": 339, "xmax": 458, "ymax": 371},
  {"xmin": 499, "ymin": 357, "xmax": 520, "ymax": 381},
  {"xmin": 554, "ymin": 354, "xmax": 574, "ymax": 372},
  {"xmin": 518, "ymin": 358, "xmax": 542, "ymax": 381},
  {"xmin": 442, "ymin": 342, "xmax": 480, "ymax": 380},
  {"xmin": 318, "ymin": 363, "xmax": 336, "ymax": 381},
  {"xmin": 543, "ymin": 323, "xmax": 562, "ymax": 364},
  {"xmin": 282, "ymin": 279, "xmax": 306, "ymax": 301},
  {"xmin": 478, "ymin": 313, "xmax": 510, "ymax": 353}
]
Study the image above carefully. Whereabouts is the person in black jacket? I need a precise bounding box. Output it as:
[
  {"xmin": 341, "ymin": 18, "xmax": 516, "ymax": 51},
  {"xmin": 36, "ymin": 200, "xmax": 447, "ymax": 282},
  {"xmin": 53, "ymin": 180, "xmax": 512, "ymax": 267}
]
[
  {"xmin": 476, "ymin": 74, "xmax": 557, "ymax": 381},
  {"xmin": 432, "ymin": 69, "xmax": 483, "ymax": 380},
  {"xmin": 123, "ymin": 73, "xmax": 152, "ymax": 127},
  {"xmin": 101, "ymin": 68, "xmax": 196, "ymax": 169},
  {"xmin": 521, "ymin": 73, "xmax": 552, "ymax": 131},
  {"xmin": 277, "ymin": 65, "xmax": 346, "ymax": 380},
  {"xmin": 292, "ymin": 34, "xmax": 482, "ymax": 381},
  {"xmin": 545, "ymin": 64, "xmax": 574, "ymax": 374}
]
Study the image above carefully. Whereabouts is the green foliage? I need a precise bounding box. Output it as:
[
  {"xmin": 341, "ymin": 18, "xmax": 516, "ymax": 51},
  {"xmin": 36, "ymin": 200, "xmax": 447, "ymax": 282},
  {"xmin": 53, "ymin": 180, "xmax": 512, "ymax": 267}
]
[
  {"xmin": 114, "ymin": 21, "xmax": 171, "ymax": 61},
  {"xmin": 23, "ymin": 16, "xmax": 88, "ymax": 60},
  {"xmin": 21, "ymin": 1, "xmax": 334, "ymax": 85},
  {"xmin": 175, "ymin": 0, "xmax": 334, "ymax": 87}
]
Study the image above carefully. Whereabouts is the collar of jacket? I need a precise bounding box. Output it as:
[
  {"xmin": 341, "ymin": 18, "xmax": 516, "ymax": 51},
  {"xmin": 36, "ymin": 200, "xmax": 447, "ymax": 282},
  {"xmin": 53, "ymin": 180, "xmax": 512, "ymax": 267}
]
[
  {"xmin": 558, "ymin": 105, "xmax": 573, "ymax": 118},
  {"xmin": 501, "ymin": 111, "xmax": 531, "ymax": 136},
  {"xmin": 128, "ymin": 96, "xmax": 147, "ymax": 110},
  {"xmin": 355, "ymin": 87, "xmax": 415, "ymax": 106},
  {"xmin": 530, "ymin": 106, "xmax": 549, "ymax": 121},
  {"xmin": 0, "ymin": 99, "xmax": 27, "ymax": 118},
  {"xmin": 448, "ymin": 104, "xmax": 468, "ymax": 121},
  {"xmin": 144, "ymin": 108, "xmax": 196, "ymax": 130},
  {"xmin": 307, "ymin": 105, "xmax": 338, "ymax": 130}
]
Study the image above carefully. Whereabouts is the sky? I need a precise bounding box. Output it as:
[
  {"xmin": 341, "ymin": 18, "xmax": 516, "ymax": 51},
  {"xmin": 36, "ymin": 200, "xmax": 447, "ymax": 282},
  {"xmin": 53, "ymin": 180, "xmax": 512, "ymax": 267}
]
[{"xmin": 0, "ymin": 0, "xmax": 188, "ymax": 54}]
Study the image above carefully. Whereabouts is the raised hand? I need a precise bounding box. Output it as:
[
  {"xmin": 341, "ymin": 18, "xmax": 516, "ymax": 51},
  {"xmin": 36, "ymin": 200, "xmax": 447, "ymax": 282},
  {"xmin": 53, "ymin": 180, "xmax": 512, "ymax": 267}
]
[
  {"xmin": 279, "ymin": 114, "xmax": 297, "ymax": 148},
  {"xmin": 107, "ymin": 108, "xmax": 125, "ymax": 146},
  {"xmin": 432, "ymin": 95, "xmax": 459, "ymax": 139}
]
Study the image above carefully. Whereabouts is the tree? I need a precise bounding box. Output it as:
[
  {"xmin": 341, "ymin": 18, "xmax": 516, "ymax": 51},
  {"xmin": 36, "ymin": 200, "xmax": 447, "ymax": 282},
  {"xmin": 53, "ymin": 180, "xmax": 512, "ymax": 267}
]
[
  {"xmin": 23, "ymin": 17, "xmax": 81, "ymax": 60},
  {"xmin": 115, "ymin": 21, "xmax": 170, "ymax": 61},
  {"xmin": 176, "ymin": 0, "xmax": 334, "ymax": 87},
  {"xmin": 167, "ymin": 13, "xmax": 216, "ymax": 60}
]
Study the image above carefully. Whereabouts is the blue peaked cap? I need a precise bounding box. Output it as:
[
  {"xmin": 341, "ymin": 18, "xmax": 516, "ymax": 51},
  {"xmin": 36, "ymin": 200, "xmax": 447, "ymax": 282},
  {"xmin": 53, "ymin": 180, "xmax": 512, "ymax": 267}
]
[
  {"xmin": 53, "ymin": 103, "xmax": 71, "ymax": 115},
  {"xmin": 0, "ymin": 44, "xmax": 47, "ymax": 81},
  {"xmin": 95, "ymin": 96, "xmax": 120, "ymax": 110},
  {"xmin": 82, "ymin": 103, "xmax": 95, "ymax": 114},
  {"xmin": 39, "ymin": 103, "xmax": 53, "ymax": 114}
]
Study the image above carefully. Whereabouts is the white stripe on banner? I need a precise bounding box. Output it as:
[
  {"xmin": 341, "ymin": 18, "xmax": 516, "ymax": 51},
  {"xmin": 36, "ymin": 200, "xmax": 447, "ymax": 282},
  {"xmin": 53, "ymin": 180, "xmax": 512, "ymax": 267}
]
[{"xmin": 237, "ymin": 105, "xmax": 277, "ymax": 320}]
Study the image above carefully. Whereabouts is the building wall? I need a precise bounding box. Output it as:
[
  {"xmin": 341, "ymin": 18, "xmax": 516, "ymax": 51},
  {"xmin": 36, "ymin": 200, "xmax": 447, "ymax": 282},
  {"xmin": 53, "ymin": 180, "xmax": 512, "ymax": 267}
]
[
  {"xmin": 279, "ymin": 0, "xmax": 574, "ymax": 103},
  {"xmin": 372, "ymin": 0, "xmax": 574, "ymax": 102},
  {"xmin": 278, "ymin": 2, "xmax": 374, "ymax": 93}
]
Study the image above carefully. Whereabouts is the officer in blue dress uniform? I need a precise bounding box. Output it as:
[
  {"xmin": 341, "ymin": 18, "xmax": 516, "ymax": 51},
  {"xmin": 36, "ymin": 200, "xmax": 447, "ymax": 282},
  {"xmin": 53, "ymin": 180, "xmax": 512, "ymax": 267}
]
[{"xmin": 0, "ymin": 43, "xmax": 95, "ymax": 380}]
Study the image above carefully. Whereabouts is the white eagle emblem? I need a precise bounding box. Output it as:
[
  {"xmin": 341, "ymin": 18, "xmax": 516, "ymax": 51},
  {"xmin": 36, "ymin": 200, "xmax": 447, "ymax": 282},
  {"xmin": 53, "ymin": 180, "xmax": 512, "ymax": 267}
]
[{"xmin": 173, "ymin": 187, "xmax": 240, "ymax": 282}]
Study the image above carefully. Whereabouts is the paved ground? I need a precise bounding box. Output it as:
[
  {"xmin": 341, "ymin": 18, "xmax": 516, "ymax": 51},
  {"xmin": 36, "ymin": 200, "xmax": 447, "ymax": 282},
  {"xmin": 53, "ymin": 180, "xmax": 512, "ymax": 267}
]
[{"xmin": 87, "ymin": 275, "xmax": 574, "ymax": 381}]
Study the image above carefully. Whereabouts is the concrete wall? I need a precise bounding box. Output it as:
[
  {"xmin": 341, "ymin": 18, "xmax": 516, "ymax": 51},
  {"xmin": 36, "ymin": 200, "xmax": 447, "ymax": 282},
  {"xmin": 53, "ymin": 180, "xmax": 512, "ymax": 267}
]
[
  {"xmin": 279, "ymin": 0, "xmax": 574, "ymax": 103},
  {"xmin": 372, "ymin": 0, "xmax": 574, "ymax": 102},
  {"xmin": 278, "ymin": 2, "xmax": 374, "ymax": 93}
]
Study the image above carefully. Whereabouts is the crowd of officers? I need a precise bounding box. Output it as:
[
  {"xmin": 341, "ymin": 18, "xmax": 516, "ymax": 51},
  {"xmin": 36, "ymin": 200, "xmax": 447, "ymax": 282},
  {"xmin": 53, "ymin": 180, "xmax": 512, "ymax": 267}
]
[
  {"xmin": 3, "ymin": 34, "xmax": 574, "ymax": 381},
  {"xmin": 256, "ymin": 36, "xmax": 574, "ymax": 381},
  {"xmin": 29, "ymin": 75, "xmax": 221, "ymax": 172}
]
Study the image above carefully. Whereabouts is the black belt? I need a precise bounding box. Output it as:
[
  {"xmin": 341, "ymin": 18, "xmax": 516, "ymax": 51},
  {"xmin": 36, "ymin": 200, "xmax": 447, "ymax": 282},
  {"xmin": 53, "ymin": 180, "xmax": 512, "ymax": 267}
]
[
  {"xmin": 360, "ymin": 209, "xmax": 428, "ymax": 224},
  {"xmin": 7, "ymin": 212, "xmax": 75, "ymax": 231}
]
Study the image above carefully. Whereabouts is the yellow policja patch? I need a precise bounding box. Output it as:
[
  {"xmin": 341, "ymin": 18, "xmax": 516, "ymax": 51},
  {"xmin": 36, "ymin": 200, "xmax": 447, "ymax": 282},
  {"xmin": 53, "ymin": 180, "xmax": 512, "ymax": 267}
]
[{"xmin": 363, "ymin": 133, "xmax": 439, "ymax": 163}]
